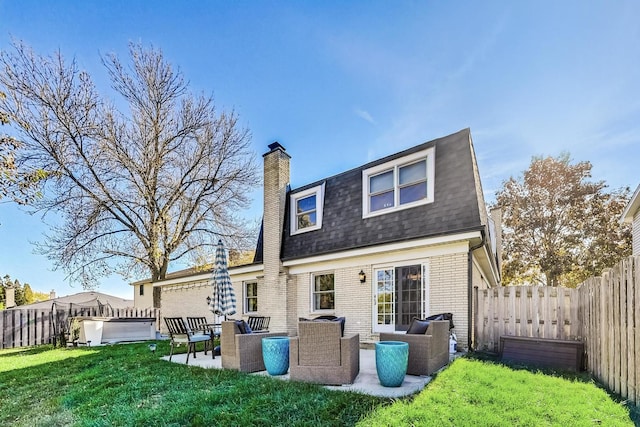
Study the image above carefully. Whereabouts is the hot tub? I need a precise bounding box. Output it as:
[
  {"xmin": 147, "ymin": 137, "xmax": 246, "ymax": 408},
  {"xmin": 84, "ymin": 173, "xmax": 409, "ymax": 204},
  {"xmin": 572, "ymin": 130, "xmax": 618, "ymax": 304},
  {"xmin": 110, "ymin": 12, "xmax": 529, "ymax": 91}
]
[{"xmin": 75, "ymin": 317, "xmax": 157, "ymax": 345}]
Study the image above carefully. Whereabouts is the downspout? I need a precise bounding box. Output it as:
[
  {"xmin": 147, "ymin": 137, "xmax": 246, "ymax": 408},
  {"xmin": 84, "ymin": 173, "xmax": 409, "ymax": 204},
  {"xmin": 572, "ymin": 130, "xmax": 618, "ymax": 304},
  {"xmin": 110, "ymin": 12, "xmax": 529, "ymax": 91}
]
[{"xmin": 468, "ymin": 229, "xmax": 486, "ymax": 351}]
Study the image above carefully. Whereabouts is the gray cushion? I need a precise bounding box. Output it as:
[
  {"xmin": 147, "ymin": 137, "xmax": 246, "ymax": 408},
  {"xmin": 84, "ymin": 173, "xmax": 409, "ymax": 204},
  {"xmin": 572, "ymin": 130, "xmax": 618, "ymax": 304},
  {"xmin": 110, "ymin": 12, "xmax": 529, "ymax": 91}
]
[
  {"xmin": 299, "ymin": 316, "xmax": 346, "ymax": 336},
  {"xmin": 406, "ymin": 318, "xmax": 430, "ymax": 334},
  {"xmin": 234, "ymin": 319, "xmax": 252, "ymax": 334}
]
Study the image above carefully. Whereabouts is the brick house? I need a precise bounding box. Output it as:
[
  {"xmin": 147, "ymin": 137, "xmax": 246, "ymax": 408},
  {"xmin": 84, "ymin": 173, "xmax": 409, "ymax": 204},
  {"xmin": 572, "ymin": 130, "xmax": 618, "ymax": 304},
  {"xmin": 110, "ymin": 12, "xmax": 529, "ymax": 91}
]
[{"xmin": 133, "ymin": 128, "xmax": 500, "ymax": 350}]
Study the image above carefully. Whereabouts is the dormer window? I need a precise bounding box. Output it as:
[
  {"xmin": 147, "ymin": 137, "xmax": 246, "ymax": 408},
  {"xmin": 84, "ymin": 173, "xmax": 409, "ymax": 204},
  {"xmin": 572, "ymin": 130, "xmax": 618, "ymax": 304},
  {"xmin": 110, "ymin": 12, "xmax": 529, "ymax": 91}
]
[
  {"xmin": 362, "ymin": 147, "xmax": 435, "ymax": 218},
  {"xmin": 290, "ymin": 183, "xmax": 325, "ymax": 235}
]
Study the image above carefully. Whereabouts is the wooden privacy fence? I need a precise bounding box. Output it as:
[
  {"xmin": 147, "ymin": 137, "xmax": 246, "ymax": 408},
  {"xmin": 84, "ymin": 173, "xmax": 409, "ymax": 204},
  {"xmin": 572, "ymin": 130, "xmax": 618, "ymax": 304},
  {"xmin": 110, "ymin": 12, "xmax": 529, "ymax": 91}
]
[
  {"xmin": 474, "ymin": 285, "xmax": 581, "ymax": 352},
  {"xmin": 474, "ymin": 255, "xmax": 640, "ymax": 406},
  {"xmin": 0, "ymin": 306, "xmax": 160, "ymax": 349},
  {"xmin": 579, "ymin": 256, "xmax": 640, "ymax": 406}
]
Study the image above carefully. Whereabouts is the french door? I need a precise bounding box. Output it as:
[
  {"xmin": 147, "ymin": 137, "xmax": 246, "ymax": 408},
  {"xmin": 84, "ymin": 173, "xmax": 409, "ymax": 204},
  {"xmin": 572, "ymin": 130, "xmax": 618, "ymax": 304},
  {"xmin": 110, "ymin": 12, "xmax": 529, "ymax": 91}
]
[{"xmin": 373, "ymin": 263, "xmax": 428, "ymax": 333}]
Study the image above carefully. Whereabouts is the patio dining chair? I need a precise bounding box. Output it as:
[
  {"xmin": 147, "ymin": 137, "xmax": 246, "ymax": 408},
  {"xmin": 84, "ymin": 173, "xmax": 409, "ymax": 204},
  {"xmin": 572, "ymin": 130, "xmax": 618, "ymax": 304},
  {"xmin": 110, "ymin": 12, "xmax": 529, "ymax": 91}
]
[
  {"xmin": 246, "ymin": 316, "xmax": 270, "ymax": 332},
  {"xmin": 164, "ymin": 317, "xmax": 214, "ymax": 365}
]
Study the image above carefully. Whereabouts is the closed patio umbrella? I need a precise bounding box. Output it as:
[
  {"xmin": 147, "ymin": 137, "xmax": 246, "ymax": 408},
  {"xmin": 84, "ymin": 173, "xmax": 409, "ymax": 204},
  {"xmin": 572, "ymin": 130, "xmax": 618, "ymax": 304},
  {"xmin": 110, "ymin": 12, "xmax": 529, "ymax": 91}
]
[{"xmin": 209, "ymin": 239, "xmax": 237, "ymax": 317}]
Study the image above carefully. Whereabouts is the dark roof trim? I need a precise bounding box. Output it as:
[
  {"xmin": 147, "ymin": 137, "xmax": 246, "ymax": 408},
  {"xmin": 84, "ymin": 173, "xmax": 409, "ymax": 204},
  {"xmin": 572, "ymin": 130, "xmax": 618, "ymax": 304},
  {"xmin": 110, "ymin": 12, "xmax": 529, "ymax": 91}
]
[{"xmin": 280, "ymin": 224, "xmax": 485, "ymax": 262}]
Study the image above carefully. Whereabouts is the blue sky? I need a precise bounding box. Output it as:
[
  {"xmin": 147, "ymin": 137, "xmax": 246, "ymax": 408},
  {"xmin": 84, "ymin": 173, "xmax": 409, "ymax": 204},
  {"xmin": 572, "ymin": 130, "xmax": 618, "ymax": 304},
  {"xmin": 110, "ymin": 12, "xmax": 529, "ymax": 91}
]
[{"xmin": 1, "ymin": 1, "xmax": 638, "ymax": 299}]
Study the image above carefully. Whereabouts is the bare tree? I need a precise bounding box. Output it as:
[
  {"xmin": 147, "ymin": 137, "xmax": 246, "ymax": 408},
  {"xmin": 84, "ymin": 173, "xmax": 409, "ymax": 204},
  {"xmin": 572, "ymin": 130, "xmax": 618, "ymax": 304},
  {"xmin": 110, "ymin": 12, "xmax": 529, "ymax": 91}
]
[
  {"xmin": 495, "ymin": 153, "xmax": 631, "ymax": 287},
  {"xmin": 0, "ymin": 91, "xmax": 48, "ymax": 204},
  {"xmin": 0, "ymin": 41, "xmax": 259, "ymax": 299}
]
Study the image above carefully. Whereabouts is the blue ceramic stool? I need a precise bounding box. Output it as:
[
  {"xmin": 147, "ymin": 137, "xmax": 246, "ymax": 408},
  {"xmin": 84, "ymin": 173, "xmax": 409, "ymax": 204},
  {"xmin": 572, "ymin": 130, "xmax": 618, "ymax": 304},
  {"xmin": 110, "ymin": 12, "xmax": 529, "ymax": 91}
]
[
  {"xmin": 375, "ymin": 341, "xmax": 409, "ymax": 387},
  {"xmin": 262, "ymin": 336, "xmax": 290, "ymax": 375}
]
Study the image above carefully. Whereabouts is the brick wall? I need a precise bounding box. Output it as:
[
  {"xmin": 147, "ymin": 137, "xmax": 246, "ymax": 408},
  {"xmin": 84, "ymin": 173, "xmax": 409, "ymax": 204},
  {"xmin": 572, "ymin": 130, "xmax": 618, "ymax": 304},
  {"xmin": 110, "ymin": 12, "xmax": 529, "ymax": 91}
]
[
  {"xmin": 291, "ymin": 264, "xmax": 373, "ymax": 340},
  {"xmin": 158, "ymin": 281, "xmax": 214, "ymax": 333},
  {"xmin": 287, "ymin": 249, "xmax": 472, "ymax": 348},
  {"xmin": 430, "ymin": 252, "xmax": 468, "ymax": 349}
]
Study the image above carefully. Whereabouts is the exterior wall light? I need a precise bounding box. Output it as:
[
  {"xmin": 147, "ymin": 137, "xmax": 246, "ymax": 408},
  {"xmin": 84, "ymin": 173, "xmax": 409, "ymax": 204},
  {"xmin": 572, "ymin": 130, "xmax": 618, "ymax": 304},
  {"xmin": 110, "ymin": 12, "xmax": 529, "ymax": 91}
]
[{"xmin": 359, "ymin": 270, "xmax": 366, "ymax": 283}]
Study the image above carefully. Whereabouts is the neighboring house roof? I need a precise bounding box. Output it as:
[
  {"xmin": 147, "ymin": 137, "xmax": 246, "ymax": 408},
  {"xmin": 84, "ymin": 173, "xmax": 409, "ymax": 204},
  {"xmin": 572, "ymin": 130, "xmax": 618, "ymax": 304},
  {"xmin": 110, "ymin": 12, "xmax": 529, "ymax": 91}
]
[
  {"xmin": 254, "ymin": 128, "xmax": 484, "ymax": 263},
  {"xmin": 13, "ymin": 291, "xmax": 133, "ymax": 310},
  {"xmin": 131, "ymin": 266, "xmax": 212, "ymax": 286},
  {"xmin": 621, "ymin": 184, "xmax": 640, "ymax": 223}
]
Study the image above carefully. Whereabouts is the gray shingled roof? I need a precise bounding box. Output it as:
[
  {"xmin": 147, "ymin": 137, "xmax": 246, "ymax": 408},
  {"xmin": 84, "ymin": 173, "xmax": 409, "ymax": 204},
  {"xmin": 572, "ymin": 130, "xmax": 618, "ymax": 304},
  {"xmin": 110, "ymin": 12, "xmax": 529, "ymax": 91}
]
[{"xmin": 254, "ymin": 128, "xmax": 484, "ymax": 263}]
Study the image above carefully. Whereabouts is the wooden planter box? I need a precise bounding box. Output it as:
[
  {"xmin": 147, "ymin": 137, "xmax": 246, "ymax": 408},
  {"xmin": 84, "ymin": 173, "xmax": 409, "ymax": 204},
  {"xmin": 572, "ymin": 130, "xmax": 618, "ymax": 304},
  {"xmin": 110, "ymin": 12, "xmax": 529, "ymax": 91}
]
[{"xmin": 500, "ymin": 335, "xmax": 584, "ymax": 372}]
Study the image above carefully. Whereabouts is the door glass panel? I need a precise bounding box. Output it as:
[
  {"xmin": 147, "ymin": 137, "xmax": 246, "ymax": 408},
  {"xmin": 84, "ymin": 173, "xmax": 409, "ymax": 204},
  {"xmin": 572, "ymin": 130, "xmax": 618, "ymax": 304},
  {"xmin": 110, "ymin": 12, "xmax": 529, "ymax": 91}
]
[
  {"xmin": 376, "ymin": 269, "xmax": 394, "ymax": 326},
  {"xmin": 395, "ymin": 265, "xmax": 422, "ymax": 331}
]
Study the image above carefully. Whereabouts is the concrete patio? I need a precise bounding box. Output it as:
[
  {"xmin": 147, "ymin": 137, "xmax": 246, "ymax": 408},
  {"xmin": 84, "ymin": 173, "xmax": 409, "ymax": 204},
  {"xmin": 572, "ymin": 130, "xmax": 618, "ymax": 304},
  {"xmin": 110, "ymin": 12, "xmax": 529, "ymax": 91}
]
[{"xmin": 161, "ymin": 348, "xmax": 458, "ymax": 398}]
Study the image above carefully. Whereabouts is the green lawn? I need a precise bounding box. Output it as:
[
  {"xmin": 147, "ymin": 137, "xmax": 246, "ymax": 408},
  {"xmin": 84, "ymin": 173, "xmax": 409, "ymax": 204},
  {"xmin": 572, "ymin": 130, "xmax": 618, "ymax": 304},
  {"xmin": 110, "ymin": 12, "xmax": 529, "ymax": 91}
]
[{"xmin": 0, "ymin": 342, "xmax": 635, "ymax": 426}]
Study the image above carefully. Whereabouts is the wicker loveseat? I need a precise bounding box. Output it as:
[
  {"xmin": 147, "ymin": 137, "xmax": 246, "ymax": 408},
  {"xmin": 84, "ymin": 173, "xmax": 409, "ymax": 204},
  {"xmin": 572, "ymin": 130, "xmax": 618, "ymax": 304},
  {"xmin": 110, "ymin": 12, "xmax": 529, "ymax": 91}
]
[
  {"xmin": 220, "ymin": 321, "xmax": 287, "ymax": 373},
  {"xmin": 379, "ymin": 319, "xmax": 449, "ymax": 376},
  {"xmin": 289, "ymin": 320, "xmax": 360, "ymax": 385}
]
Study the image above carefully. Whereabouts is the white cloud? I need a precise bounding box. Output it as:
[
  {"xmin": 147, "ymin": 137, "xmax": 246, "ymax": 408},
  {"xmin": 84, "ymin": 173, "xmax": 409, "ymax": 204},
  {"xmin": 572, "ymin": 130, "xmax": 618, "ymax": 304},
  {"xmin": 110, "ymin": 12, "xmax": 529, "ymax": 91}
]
[{"xmin": 354, "ymin": 108, "xmax": 376, "ymax": 124}]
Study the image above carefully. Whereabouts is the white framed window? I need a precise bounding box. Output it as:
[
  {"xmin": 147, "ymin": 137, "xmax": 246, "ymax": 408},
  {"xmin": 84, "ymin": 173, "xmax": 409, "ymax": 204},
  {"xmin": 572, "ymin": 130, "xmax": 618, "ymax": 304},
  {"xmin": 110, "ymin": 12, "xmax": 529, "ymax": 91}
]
[
  {"xmin": 244, "ymin": 281, "xmax": 258, "ymax": 313},
  {"xmin": 311, "ymin": 272, "xmax": 335, "ymax": 312},
  {"xmin": 290, "ymin": 183, "xmax": 325, "ymax": 235},
  {"xmin": 362, "ymin": 147, "xmax": 435, "ymax": 218}
]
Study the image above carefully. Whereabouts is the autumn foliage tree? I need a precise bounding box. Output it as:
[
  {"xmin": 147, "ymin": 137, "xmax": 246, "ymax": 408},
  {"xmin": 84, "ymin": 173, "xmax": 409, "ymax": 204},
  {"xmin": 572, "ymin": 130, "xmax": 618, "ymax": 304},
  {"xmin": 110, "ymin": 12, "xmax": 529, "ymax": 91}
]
[
  {"xmin": 0, "ymin": 41, "xmax": 259, "ymax": 299},
  {"xmin": 495, "ymin": 153, "xmax": 631, "ymax": 287}
]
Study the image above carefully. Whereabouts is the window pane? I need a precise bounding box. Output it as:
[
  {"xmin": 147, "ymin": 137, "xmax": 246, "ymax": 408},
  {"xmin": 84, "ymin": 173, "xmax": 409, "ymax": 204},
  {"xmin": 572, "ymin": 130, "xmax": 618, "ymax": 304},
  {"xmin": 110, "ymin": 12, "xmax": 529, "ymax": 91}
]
[
  {"xmin": 370, "ymin": 191, "xmax": 394, "ymax": 211},
  {"xmin": 245, "ymin": 282, "xmax": 258, "ymax": 312},
  {"xmin": 314, "ymin": 274, "xmax": 334, "ymax": 291},
  {"xmin": 314, "ymin": 293, "xmax": 335, "ymax": 310},
  {"xmin": 399, "ymin": 161, "xmax": 426, "ymax": 185},
  {"xmin": 297, "ymin": 195, "xmax": 316, "ymax": 213},
  {"xmin": 246, "ymin": 282, "xmax": 257, "ymax": 297},
  {"xmin": 297, "ymin": 211, "xmax": 316, "ymax": 229},
  {"xmin": 313, "ymin": 273, "xmax": 335, "ymax": 310},
  {"xmin": 399, "ymin": 182, "xmax": 427, "ymax": 204},
  {"xmin": 370, "ymin": 170, "xmax": 393, "ymax": 193},
  {"xmin": 247, "ymin": 297, "xmax": 257, "ymax": 312}
]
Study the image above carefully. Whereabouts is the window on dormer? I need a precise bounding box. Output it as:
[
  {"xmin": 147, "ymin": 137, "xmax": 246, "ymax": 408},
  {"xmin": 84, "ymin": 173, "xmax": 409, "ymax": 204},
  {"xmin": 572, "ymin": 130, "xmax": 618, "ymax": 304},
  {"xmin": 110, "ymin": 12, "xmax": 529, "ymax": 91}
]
[
  {"xmin": 363, "ymin": 147, "xmax": 435, "ymax": 218},
  {"xmin": 290, "ymin": 183, "xmax": 325, "ymax": 235}
]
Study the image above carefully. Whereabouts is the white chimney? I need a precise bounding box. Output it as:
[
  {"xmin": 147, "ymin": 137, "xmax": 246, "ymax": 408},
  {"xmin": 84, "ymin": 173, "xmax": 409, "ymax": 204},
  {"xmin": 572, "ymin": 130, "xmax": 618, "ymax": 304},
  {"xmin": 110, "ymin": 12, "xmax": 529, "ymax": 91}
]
[
  {"xmin": 262, "ymin": 142, "xmax": 290, "ymax": 280},
  {"xmin": 50, "ymin": 290, "xmax": 56, "ymax": 300},
  {"xmin": 261, "ymin": 142, "xmax": 291, "ymax": 332}
]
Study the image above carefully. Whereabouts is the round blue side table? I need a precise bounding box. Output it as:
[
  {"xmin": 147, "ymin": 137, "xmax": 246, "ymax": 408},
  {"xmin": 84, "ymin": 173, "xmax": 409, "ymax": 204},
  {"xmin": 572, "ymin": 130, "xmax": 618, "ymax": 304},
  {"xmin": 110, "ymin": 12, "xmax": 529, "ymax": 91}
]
[
  {"xmin": 375, "ymin": 341, "xmax": 409, "ymax": 387},
  {"xmin": 262, "ymin": 336, "xmax": 290, "ymax": 375}
]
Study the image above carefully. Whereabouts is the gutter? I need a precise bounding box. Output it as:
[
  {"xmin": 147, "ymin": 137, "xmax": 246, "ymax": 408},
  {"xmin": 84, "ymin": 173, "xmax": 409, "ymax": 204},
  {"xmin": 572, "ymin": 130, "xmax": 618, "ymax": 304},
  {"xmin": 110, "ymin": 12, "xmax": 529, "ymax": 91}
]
[{"xmin": 468, "ymin": 228, "xmax": 486, "ymax": 351}]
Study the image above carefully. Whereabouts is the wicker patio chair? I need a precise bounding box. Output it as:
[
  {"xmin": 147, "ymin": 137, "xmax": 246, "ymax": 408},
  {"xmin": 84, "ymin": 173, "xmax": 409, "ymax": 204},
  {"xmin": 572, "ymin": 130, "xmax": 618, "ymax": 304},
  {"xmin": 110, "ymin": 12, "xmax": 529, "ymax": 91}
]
[
  {"xmin": 220, "ymin": 321, "xmax": 287, "ymax": 373},
  {"xmin": 379, "ymin": 319, "xmax": 449, "ymax": 376},
  {"xmin": 164, "ymin": 317, "xmax": 214, "ymax": 365},
  {"xmin": 289, "ymin": 321, "xmax": 360, "ymax": 385}
]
